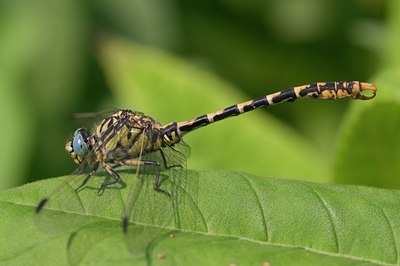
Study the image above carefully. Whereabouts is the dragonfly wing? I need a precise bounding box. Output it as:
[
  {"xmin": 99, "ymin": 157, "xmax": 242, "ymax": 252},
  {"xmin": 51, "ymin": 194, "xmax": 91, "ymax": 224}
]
[{"xmin": 73, "ymin": 108, "xmax": 119, "ymax": 129}]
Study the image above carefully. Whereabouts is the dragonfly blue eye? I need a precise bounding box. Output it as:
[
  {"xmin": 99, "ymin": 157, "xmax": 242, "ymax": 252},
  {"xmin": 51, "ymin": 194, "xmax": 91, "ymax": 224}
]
[{"xmin": 72, "ymin": 128, "xmax": 89, "ymax": 158}]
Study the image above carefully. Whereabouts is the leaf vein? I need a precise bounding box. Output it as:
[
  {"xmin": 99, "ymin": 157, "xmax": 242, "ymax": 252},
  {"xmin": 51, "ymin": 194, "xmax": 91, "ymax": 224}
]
[
  {"xmin": 238, "ymin": 172, "xmax": 269, "ymax": 241},
  {"xmin": 363, "ymin": 198, "xmax": 398, "ymax": 265},
  {"xmin": 308, "ymin": 186, "xmax": 340, "ymax": 253}
]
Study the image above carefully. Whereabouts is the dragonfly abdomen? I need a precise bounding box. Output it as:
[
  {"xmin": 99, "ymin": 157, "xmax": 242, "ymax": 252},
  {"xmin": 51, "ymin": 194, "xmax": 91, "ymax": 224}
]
[{"xmin": 166, "ymin": 81, "xmax": 376, "ymax": 138}]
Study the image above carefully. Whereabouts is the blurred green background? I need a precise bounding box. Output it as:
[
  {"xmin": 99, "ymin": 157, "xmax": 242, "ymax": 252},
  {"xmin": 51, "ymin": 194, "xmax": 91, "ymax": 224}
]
[{"xmin": 0, "ymin": 0, "xmax": 396, "ymax": 191}]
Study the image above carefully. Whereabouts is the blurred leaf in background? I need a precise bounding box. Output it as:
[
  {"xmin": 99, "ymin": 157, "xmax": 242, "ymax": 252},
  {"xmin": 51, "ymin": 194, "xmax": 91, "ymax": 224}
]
[
  {"xmin": 0, "ymin": 0, "xmax": 88, "ymax": 190},
  {"xmin": 0, "ymin": 1, "xmax": 37, "ymax": 189},
  {"xmin": 333, "ymin": 69, "xmax": 400, "ymax": 188},
  {"xmin": 333, "ymin": 0, "xmax": 400, "ymax": 189},
  {"xmin": 98, "ymin": 37, "xmax": 327, "ymax": 182},
  {"xmin": 0, "ymin": 0, "xmax": 391, "ymax": 190}
]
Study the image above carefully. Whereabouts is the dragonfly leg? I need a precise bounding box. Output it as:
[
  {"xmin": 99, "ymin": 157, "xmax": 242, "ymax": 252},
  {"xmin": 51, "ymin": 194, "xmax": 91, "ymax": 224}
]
[
  {"xmin": 76, "ymin": 161, "xmax": 99, "ymax": 192},
  {"xmin": 98, "ymin": 162, "xmax": 121, "ymax": 194},
  {"xmin": 120, "ymin": 159, "xmax": 171, "ymax": 198}
]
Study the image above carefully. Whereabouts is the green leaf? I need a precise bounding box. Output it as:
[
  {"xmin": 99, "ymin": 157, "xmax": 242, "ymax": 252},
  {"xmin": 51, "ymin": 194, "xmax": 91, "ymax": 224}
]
[
  {"xmin": 1, "ymin": 170, "xmax": 399, "ymax": 265},
  {"xmin": 98, "ymin": 36, "xmax": 329, "ymax": 182},
  {"xmin": 333, "ymin": 68, "xmax": 400, "ymax": 188}
]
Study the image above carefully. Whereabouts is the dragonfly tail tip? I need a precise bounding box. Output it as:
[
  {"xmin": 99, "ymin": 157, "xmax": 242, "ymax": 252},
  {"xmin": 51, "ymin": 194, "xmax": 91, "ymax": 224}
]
[{"xmin": 356, "ymin": 82, "xmax": 377, "ymax": 100}]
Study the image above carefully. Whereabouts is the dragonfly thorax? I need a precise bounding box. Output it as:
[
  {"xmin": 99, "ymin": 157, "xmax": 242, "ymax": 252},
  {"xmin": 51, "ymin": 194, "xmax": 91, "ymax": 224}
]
[
  {"xmin": 65, "ymin": 110, "xmax": 183, "ymax": 166},
  {"xmin": 99, "ymin": 110, "xmax": 165, "ymax": 162}
]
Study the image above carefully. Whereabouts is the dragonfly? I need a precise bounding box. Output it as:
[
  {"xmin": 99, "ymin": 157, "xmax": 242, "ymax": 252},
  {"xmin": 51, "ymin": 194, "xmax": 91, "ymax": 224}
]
[{"xmin": 36, "ymin": 81, "xmax": 377, "ymax": 232}]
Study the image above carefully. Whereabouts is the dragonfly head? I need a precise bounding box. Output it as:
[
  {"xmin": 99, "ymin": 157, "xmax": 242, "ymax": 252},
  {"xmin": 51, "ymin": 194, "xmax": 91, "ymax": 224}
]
[{"xmin": 65, "ymin": 128, "xmax": 91, "ymax": 164}]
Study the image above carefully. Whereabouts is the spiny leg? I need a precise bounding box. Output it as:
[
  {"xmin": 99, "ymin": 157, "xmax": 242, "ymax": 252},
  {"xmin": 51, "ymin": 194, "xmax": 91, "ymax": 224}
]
[
  {"xmin": 98, "ymin": 161, "xmax": 121, "ymax": 195},
  {"xmin": 120, "ymin": 159, "xmax": 171, "ymax": 198},
  {"xmin": 75, "ymin": 161, "xmax": 100, "ymax": 192}
]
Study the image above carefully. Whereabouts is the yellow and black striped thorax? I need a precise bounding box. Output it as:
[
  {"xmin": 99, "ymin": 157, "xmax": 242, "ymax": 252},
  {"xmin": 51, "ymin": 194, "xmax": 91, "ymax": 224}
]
[
  {"xmin": 92, "ymin": 110, "xmax": 179, "ymax": 162},
  {"xmin": 64, "ymin": 111, "xmax": 182, "ymax": 166},
  {"xmin": 65, "ymin": 110, "xmax": 184, "ymax": 165}
]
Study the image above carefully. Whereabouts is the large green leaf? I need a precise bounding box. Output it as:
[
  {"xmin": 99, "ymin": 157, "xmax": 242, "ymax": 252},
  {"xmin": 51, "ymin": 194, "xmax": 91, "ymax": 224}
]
[
  {"xmin": 98, "ymin": 36, "xmax": 332, "ymax": 182},
  {"xmin": 1, "ymin": 170, "xmax": 399, "ymax": 265}
]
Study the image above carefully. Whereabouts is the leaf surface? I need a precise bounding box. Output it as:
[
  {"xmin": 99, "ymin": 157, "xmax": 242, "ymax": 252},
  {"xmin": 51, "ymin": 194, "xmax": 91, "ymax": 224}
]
[{"xmin": 0, "ymin": 170, "xmax": 399, "ymax": 265}]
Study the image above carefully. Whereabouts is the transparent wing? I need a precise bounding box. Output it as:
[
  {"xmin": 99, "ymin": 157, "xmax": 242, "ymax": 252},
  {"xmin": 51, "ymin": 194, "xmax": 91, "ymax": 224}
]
[
  {"xmin": 142, "ymin": 141, "xmax": 190, "ymax": 224},
  {"xmin": 159, "ymin": 141, "xmax": 191, "ymax": 229},
  {"xmin": 73, "ymin": 109, "xmax": 145, "ymax": 131},
  {"xmin": 123, "ymin": 138, "xmax": 194, "ymax": 254},
  {"xmin": 73, "ymin": 108, "xmax": 119, "ymax": 129},
  {"xmin": 158, "ymin": 141, "xmax": 203, "ymax": 232},
  {"xmin": 120, "ymin": 133, "xmax": 182, "ymax": 228}
]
